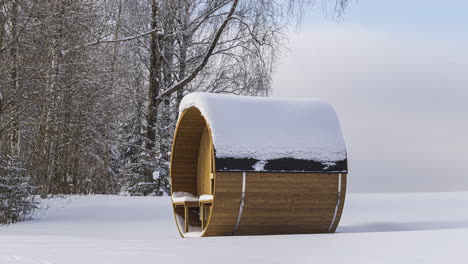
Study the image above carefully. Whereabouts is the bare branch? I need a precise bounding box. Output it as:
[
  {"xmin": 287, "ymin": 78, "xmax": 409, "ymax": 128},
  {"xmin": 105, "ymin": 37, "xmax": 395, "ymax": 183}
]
[{"xmin": 155, "ymin": 0, "xmax": 239, "ymax": 103}]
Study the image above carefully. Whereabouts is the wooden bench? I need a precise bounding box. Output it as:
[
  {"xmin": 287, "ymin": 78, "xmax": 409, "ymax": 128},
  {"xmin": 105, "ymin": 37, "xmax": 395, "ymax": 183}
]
[
  {"xmin": 199, "ymin": 199, "xmax": 213, "ymax": 230},
  {"xmin": 173, "ymin": 200, "xmax": 199, "ymax": 233},
  {"xmin": 173, "ymin": 195, "xmax": 214, "ymax": 233}
]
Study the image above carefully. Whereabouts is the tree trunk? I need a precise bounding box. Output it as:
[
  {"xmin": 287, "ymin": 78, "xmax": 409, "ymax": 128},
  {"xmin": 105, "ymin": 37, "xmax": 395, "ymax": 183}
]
[
  {"xmin": 145, "ymin": 0, "xmax": 161, "ymax": 152},
  {"xmin": 0, "ymin": 1, "xmax": 5, "ymax": 52},
  {"xmin": 0, "ymin": 1, "xmax": 6, "ymax": 151},
  {"xmin": 102, "ymin": 0, "xmax": 123, "ymax": 193},
  {"xmin": 176, "ymin": 38, "xmax": 188, "ymax": 112},
  {"xmin": 41, "ymin": 0, "xmax": 62, "ymax": 197},
  {"xmin": 175, "ymin": 0, "xmax": 190, "ymax": 114},
  {"xmin": 9, "ymin": 0, "xmax": 20, "ymax": 156},
  {"xmin": 144, "ymin": 0, "xmax": 162, "ymax": 183},
  {"xmin": 160, "ymin": 0, "xmax": 175, "ymax": 162}
]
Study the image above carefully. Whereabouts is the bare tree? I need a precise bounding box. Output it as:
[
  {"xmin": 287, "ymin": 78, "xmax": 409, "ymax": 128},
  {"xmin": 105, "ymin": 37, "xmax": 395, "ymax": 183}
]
[
  {"xmin": 76, "ymin": 0, "xmax": 349, "ymax": 195},
  {"xmin": 0, "ymin": 0, "xmax": 350, "ymax": 217}
]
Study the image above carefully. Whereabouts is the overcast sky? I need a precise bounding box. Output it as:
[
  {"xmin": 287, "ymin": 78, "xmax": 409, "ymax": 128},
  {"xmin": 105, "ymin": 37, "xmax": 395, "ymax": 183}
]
[{"xmin": 272, "ymin": 0, "xmax": 468, "ymax": 193}]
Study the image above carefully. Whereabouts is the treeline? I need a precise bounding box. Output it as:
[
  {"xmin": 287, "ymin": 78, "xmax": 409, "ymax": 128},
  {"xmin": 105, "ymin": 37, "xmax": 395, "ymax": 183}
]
[{"xmin": 0, "ymin": 0, "xmax": 348, "ymax": 224}]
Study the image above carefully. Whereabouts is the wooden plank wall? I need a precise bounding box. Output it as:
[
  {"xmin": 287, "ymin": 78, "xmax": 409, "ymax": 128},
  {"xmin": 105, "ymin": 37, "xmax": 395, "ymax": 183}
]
[
  {"xmin": 170, "ymin": 107, "xmax": 205, "ymax": 195},
  {"xmin": 204, "ymin": 172, "xmax": 346, "ymax": 236},
  {"xmin": 203, "ymin": 172, "xmax": 243, "ymax": 236},
  {"xmin": 235, "ymin": 173, "xmax": 340, "ymax": 235},
  {"xmin": 197, "ymin": 126, "xmax": 212, "ymax": 195}
]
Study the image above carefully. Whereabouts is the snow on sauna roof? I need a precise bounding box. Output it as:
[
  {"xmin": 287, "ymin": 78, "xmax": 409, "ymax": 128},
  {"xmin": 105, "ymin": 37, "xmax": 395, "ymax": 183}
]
[{"xmin": 179, "ymin": 92, "xmax": 347, "ymax": 172}]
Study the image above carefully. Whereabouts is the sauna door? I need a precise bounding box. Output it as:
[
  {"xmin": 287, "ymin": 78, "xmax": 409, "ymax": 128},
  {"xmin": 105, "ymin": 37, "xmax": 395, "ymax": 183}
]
[{"xmin": 197, "ymin": 126, "xmax": 213, "ymax": 195}]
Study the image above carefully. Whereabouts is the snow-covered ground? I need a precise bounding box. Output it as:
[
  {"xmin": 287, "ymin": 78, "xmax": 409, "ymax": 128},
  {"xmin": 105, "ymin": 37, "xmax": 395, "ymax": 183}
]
[{"xmin": 1, "ymin": 193, "xmax": 467, "ymax": 264}]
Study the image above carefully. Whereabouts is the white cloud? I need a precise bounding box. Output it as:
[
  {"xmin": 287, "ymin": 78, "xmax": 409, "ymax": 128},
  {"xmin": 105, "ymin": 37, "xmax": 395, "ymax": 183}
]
[{"xmin": 272, "ymin": 25, "xmax": 468, "ymax": 192}]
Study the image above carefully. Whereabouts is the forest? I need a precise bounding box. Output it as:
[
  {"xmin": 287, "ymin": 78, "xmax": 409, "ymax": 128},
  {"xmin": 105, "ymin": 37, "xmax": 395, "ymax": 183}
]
[{"xmin": 0, "ymin": 0, "xmax": 348, "ymax": 224}]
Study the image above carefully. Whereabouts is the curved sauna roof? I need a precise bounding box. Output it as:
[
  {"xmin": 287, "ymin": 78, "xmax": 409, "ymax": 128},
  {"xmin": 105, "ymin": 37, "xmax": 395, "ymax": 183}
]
[{"xmin": 179, "ymin": 93, "xmax": 347, "ymax": 173}]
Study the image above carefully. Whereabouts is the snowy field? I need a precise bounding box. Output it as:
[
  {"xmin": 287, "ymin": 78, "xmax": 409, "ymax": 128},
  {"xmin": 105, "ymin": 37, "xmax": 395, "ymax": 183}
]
[{"xmin": 1, "ymin": 193, "xmax": 468, "ymax": 264}]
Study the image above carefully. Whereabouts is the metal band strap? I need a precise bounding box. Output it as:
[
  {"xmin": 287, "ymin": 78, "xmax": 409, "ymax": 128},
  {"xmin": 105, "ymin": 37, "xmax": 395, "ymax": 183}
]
[
  {"xmin": 328, "ymin": 173, "xmax": 342, "ymax": 233},
  {"xmin": 233, "ymin": 172, "xmax": 246, "ymax": 235}
]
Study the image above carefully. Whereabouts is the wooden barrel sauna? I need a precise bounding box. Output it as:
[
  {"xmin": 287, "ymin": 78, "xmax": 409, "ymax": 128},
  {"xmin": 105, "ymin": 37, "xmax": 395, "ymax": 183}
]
[{"xmin": 170, "ymin": 93, "xmax": 348, "ymax": 237}]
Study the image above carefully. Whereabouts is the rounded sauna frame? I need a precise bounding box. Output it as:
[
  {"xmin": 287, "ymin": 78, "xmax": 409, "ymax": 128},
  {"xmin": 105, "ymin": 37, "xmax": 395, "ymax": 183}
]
[{"xmin": 170, "ymin": 93, "xmax": 348, "ymax": 237}]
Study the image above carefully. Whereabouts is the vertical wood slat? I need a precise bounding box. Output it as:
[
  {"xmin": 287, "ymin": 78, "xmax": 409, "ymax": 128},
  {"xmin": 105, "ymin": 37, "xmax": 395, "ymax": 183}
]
[
  {"xmin": 200, "ymin": 204, "xmax": 205, "ymax": 230},
  {"xmin": 184, "ymin": 206, "xmax": 189, "ymax": 233}
]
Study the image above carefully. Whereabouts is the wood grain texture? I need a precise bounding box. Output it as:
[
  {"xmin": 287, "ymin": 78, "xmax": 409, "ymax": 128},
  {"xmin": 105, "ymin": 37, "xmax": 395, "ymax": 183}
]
[
  {"xmin": 202, "ymin": 172, "xmax": 242, "ymax": 236},
  {"xmin": 197, "ymin": 126, "xmax": 212, "ymax": 196},
  {"xmin": 202, "ymin": 172, "xmax": 346, "ymax": 237},
  {"xmin": 234, "ymin": 173, "xmax": 342, "ymax": 236},
  {"xmin": 170, "ymin": 107, "xmax": 205, "ymax": 195},
  {"xmin": 329, "ymin": 173, "xmax": 347, "ymax": 233}
]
